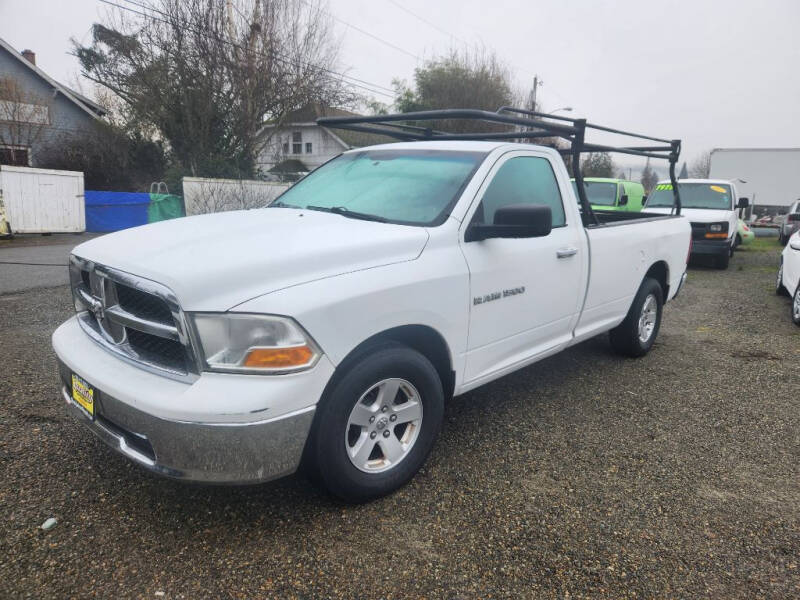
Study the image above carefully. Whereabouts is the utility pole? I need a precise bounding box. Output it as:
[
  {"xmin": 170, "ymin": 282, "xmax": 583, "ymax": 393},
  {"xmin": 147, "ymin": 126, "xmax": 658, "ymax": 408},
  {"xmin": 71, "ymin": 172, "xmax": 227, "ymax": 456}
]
[{"xmin": 529, "ymin": 75, "xmax": 542, "ymax": 112}]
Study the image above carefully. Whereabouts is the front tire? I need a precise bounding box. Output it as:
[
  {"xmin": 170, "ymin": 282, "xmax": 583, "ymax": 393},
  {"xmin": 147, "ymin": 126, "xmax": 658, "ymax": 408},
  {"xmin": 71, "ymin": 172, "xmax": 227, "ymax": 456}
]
[
  {"xmin": 792, "ymin": 284, "xmax": 800, "ymax": 326},
  {"xmin": 609, "ymin": 277, "xmax": 664, "ymax": 358},
  {"xmin": 716, "ymin": 250, "xmax": 730, "ymax": 269},
  {"xmin": 308, "ymin": 343, "xmax": 444, "ymax": 503}
]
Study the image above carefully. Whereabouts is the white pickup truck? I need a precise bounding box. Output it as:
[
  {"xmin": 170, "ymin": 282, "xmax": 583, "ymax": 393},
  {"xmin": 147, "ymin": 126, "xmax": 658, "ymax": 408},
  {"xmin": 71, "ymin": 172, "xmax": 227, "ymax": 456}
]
[
  {"xmin": 53, "ymin": 111, "xmax": 691, "ymax": 502},
  {"xmin": 645, "ymin": 178, "xmax": 749, "ymax": 269}
]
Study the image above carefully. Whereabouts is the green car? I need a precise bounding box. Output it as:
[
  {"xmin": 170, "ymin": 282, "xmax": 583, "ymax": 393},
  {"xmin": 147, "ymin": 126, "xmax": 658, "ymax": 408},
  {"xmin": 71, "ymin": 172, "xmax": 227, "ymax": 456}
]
[
  {"xmin": 571, "ymin": 178, "xmax": 646, "ymax": 212},
  {"xmin": 735, "ymin": 218, "xmax": 754, "ymax": 248}
]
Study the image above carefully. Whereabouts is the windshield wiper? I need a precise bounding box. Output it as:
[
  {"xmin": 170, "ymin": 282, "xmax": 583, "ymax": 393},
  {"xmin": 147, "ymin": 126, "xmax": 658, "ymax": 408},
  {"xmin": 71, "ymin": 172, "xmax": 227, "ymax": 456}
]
[{"xmin": 305, "ymin": 205, "xmax": 388, "ymax": 223}]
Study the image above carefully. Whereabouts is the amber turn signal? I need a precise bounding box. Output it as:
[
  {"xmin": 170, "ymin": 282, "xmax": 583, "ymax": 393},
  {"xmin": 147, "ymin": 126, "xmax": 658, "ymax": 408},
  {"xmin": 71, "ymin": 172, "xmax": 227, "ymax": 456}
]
[
  {"xmin": 242, "ymin": 345, "xmax": 315, "ymax": 369},
  {"xmin": 704, "ymin": 232, "xmax": 728, "ymax": 239}
]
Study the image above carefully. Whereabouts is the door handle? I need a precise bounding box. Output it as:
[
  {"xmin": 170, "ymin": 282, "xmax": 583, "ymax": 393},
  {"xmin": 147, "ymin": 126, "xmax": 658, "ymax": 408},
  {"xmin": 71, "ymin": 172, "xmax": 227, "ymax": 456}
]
[{"xmin": 557, "ymin": 247, "xmax": 578, "ymax": 258}]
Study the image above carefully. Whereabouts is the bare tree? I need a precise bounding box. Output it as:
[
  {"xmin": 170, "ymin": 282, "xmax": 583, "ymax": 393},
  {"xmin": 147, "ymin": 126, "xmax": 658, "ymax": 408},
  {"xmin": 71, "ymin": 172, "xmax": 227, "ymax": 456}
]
[
  {"xmin": 75, "ymin": 0, "xmax": 351, "ymax": 178},
  {"xmin": 0, "ymin": 77, "xmax": 52, "ymax": 165},
  {"xmin": 689, "ymin": 150, "xmax": 712, "ymax": 179}
]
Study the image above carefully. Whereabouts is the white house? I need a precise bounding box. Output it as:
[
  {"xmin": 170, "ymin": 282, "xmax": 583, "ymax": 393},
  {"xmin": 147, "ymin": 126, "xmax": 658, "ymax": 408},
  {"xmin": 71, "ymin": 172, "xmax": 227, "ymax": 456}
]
[{"xmin": 256, "ymin": 104, "xmax": 393, "ymax": 176}]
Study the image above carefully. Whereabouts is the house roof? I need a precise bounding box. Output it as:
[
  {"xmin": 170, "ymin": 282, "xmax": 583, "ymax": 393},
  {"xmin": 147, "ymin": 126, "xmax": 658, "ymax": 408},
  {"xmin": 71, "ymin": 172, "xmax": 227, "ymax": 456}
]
[
  {"xmin": 260, "ymin": 103, "xmax": 396, "ymax": 149},
  {"xmin": 0, "ymin": 36, "xmax": 106, "ymax": 120}
]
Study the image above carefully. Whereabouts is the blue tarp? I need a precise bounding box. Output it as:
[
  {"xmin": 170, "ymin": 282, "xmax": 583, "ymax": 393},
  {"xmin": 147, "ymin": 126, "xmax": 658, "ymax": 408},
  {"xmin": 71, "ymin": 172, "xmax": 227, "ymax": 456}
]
[{"xmin": 85, "ymin": 191, "xmax": 150, "ymax": 232}]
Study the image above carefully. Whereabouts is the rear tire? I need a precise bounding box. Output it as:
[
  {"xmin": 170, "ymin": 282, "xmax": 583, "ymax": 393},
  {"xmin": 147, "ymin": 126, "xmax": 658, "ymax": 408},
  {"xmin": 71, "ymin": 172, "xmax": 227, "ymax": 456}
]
[
  {"xmin": 307, "ymin": 343, "xmax": 444, "ymax": 503},
  {"xmin": 609, "ymin": 277, "xmax": 664, "ymax": 358}
]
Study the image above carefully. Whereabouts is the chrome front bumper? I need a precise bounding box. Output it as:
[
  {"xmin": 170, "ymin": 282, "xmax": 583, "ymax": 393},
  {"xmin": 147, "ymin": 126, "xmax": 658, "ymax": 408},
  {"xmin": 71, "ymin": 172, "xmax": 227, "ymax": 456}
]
[{"xmin": 59, "ymin": 363, "xmax": 315, "ymax": 484}]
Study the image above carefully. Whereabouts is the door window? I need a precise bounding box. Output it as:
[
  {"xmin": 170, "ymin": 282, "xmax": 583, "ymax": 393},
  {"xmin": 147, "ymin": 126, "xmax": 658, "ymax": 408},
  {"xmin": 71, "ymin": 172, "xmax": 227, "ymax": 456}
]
[{"xmin": 474, "ymin": 156, "xmax": 566, "ymax": 227}]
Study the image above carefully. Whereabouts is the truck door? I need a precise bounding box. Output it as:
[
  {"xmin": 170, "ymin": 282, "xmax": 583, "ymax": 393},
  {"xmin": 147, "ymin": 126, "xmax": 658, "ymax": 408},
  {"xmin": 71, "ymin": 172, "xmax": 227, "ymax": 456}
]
[{"xmin": 459, "ymin": 151, "xmax": 586, "ymax": 384}]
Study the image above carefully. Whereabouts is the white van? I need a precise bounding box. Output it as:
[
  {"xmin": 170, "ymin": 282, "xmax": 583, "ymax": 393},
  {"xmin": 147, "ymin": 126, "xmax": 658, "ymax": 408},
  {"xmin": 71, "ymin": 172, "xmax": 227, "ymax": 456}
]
[{"xmin": 645, "ymin": 179, "xmax": 749, "ymax": 269}]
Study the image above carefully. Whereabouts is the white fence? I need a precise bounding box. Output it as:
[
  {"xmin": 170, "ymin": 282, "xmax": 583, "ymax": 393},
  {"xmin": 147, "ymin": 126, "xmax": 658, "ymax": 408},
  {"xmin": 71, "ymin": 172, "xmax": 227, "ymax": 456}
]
[
  {"xmin": 0, "ymin": 165, "xmax": 85, "ymax": 233},
  {"xmin": 182, "ymin": 176, "xmax": 290, "ymax": 216}
]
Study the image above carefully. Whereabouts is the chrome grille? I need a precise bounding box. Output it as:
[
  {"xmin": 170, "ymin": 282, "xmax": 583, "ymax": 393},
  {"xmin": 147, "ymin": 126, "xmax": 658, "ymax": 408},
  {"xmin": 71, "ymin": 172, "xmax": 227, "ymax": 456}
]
[{"xmin": 70, "ymin": 256, "xmax": 199, "ymax": 380}]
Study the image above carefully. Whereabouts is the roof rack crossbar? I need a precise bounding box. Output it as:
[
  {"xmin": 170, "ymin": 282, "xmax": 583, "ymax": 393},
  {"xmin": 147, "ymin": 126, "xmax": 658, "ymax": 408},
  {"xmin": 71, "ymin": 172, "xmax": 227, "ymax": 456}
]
[
  {"xmin": 581, "ymin": 143, "xmax": 673, "ymax": 160},
  {"xmin": 326, "ymin": 123, "xmax": 569, "ymax": 143},
  {"xmin": 584, "ymin": 123, "xmax": 671, "ymax": 144},
  {"xmin": 496, "ymin": 106, "xmax": 578, "ymax": 124},
  {"xmin": 497, "ymin": 106, "xmax": 673, "ymax": 145},
  {"xmin": 318, "ymin": 108, "xmax": 579, "ymax": 137}
]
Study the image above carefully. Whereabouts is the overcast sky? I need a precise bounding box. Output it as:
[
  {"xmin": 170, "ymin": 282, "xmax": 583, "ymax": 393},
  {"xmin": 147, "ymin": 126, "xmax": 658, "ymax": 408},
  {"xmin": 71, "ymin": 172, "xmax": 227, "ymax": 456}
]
[{"xmin": 2, "ymin": 0, "xmax": 799, "ymax": 175}]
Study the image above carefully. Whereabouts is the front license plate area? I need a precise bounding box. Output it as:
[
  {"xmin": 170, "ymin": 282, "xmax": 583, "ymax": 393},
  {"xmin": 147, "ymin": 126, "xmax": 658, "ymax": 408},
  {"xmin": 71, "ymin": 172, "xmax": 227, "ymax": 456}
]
[{"xmin": 71, "ymin": 374, "xmax": 95, "ymax": 420}]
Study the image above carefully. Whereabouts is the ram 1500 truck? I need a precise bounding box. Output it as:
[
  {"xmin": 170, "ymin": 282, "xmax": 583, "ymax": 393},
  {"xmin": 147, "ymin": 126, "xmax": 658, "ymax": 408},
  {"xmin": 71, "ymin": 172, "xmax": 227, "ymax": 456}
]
[
  {"xmin": 53, "ymin": 110, "xmax": 691, "ymax": 502},
  {"xmin": 645, "ymin": 179, "xmax": 749, "ymax": 269}
]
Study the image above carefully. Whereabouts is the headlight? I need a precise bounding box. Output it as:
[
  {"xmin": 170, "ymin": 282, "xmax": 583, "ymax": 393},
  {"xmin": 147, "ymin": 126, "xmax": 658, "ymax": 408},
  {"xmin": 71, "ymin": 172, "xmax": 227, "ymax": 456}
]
[
  {"xmin": 190, "ymin": 313, "xmax": 321, "ymax": 374},
  {"xmin": 709, "ymin": 223, "xmax": 723, "ymax": 232}
]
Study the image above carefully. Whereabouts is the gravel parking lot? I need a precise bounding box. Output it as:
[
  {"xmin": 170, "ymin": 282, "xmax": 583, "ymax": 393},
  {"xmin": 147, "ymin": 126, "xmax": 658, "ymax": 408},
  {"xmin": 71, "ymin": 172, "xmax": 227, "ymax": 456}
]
[{"xmin": 1, "ymin": 242, "xmax": 798, "ymax": 599}]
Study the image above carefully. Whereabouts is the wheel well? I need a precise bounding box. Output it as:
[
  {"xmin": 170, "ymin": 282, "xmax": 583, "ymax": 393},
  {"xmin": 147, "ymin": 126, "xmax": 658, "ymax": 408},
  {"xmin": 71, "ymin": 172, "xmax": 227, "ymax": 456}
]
[
  {"xmin": 338, "ymin": 325, "xmax": 455, "ymax": 399},
  {"xmin": 645, "ymin": 261, "xmax": 669, "ymax": 298}
]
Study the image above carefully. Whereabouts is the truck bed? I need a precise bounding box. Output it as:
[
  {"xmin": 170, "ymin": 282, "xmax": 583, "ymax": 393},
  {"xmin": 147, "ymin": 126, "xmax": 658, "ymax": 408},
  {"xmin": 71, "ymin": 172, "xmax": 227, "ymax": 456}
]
[{"xmin": 590, "ymin": 209, "xmax": 681, "ymax": 226}]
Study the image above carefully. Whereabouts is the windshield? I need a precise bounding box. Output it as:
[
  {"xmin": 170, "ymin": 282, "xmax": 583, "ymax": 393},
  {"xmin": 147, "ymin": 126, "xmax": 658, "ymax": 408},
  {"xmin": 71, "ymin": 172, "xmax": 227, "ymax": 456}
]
[
  {"xmin": 647, "ymin": 182, "xmax": 733, "ymax": 210},
  {"xmin": 571, "ymin": 181, "xmax": 617, "ymax": 206},
  {"xmin": 271, "ymin": 149, "xmax": 486, "ymax": 226}
]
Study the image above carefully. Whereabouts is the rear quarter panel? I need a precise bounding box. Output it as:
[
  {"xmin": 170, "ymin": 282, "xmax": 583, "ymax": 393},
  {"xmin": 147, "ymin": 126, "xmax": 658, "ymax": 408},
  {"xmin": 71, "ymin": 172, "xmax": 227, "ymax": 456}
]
[{"xmin": 574, "ymin": 216, "xmax": 690, "ymax": 340}]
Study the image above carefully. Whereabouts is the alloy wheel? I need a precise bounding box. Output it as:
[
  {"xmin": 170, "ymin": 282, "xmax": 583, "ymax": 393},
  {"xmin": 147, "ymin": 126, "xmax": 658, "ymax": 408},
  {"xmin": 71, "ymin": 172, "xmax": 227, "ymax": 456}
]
[
  {"xmin": 638, "ymin": 293, "xmax": 658, "ymax": 343},
  {"xmin": 345, "ymin": 378, "xmax": 423, "ymax": 473}
]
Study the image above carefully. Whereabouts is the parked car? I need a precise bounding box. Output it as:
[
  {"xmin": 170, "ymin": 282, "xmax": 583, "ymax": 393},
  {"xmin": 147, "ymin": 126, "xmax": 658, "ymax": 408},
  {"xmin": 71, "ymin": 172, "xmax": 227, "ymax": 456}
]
[
  {"xmin": 779, "ymin": 200, "xmax": 800, "ymax": 245},
  {"xmin": 570, "ymin": 178, "xmax": 646, "ymax": 212},
  {"xmin": 735, "ymin": 219, "xmax": 755, "ymax": 248},
  {"xmin": 776, "ymin": 230, "xmax": 800, "ymax": 325},
  {"xmin": 52, "ymin": 111, "xmax": 691, "ymax": 502},
  {"xmin": 645, "ymin": 179, "xmax": 748, "ymax": 269}
]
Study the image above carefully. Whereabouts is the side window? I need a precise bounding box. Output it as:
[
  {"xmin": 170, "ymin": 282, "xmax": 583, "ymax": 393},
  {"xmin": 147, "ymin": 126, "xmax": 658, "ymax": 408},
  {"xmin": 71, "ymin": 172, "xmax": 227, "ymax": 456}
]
[
  {"xmin": 475, "ymin": 156, "xmax": 566, "ymax": 227},
  {"xmin": 618, "ymin": 183, "xmax": 626, "ymax": 200}
]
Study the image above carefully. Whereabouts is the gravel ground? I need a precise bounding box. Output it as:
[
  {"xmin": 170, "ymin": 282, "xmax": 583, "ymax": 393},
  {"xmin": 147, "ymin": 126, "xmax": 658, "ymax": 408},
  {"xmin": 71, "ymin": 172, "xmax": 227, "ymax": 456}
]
[{"xmin": 0, "ymin": 243, "xmax": 798, "ymax": 599}]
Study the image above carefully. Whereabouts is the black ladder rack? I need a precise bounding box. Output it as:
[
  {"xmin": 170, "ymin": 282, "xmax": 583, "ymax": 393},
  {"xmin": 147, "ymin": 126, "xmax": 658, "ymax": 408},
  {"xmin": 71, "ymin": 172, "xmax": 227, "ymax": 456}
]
[{"xmin": 316, "ymin": 107, "xmax": 682, "ymax": 226}]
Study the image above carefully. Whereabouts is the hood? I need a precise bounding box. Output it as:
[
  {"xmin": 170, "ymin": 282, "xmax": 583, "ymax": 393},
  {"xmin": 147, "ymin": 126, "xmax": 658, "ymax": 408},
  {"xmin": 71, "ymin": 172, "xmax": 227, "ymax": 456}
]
[
  {"xmin": 73, "ymin": 208, "xmax": 429, "ymax": 311},
  {"xmin": 646, "ymin": 207, "xmax": 734, "ymax": 224}
]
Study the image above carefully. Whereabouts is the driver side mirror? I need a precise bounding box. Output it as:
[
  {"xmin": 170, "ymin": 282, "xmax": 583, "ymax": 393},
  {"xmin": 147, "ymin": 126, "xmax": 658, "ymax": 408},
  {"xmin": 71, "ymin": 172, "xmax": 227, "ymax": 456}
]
[
  {"xmin": 465, "ymin": 204, "xmax": 552, "ymax": 242},
  {"xmin": 618, "ymin": 194, "xmax": 629, "ymax": 206},
  {"xmin": 737, "ymin": 197, "xmax": 750, "ymax": 209}
]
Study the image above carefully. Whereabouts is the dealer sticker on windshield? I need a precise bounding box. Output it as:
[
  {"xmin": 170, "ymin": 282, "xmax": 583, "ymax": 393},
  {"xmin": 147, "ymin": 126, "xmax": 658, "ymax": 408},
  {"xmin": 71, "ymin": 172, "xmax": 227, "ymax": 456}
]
[{"xmin": 71, "ymin": 374, "xmax": 94, "ymax": 418}]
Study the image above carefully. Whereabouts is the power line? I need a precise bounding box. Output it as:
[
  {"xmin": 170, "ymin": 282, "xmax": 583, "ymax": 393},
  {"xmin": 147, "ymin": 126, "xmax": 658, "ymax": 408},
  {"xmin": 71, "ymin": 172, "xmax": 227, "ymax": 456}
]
[
  {"xmin": 386, "ymin": 0, "xmax": 468, "ymax": 47},
  {"xmin": 117, "ymin": 0, "xmax": 396, "ymax": 97},
  {"xmin": 384, "ymin": 0, "xmax": 575, "ymax": 114},
  {"xmin": 96, "ymin": 0, "xmax": 396, "ymax": 99},
  {"xmin": 299, "ymin": 0, "xmax": 421, "ymax": 61}
]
